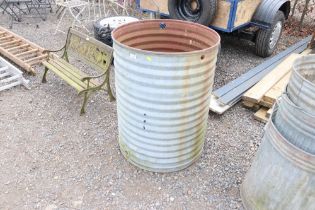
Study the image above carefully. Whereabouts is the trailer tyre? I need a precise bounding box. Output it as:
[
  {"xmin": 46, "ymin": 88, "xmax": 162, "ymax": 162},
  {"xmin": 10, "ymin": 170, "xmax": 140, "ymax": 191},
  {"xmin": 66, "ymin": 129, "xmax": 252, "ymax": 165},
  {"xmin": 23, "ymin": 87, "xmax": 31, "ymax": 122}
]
[
  {"xmin": 255, "ymin": 11, "xmax": 285, "ymax": 58},
  {"xmin": 168, "ymin": 0, "xmax": 217, "ymax": 26}
]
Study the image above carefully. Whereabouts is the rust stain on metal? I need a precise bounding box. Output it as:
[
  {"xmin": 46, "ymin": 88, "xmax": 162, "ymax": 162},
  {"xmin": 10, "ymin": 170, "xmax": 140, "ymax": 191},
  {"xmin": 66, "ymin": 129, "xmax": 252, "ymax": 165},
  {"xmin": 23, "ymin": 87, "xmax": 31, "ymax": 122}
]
[
  {"xmin": 112, "ymin": 19, "xmax": 219, "ymax": 53},
  {"xmin": 289, "ymin": 55, "xmax": 315, "ymax": 114},
  {"xmin": 241, "ymin": 115, "xmax": 315, "ymax": 209},
  {"xmin": 112, "ymin": 19, "xmax": 220, "ymax": 172}
]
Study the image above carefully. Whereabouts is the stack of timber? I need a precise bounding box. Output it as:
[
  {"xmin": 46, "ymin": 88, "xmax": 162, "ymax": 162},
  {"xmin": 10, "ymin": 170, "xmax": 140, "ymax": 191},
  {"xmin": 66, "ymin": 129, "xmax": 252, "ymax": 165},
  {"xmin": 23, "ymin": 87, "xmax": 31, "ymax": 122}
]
[
  {"xmin": 209, "ymin": 36, "xmax": 313, "ymax": 114},
  {"xmin": 0, "ymin": 26, "xmax": 47, "ymax": 74},
  {"xmin": 242, "ymin": 49, "xmax": 313, "ymax": 123}
]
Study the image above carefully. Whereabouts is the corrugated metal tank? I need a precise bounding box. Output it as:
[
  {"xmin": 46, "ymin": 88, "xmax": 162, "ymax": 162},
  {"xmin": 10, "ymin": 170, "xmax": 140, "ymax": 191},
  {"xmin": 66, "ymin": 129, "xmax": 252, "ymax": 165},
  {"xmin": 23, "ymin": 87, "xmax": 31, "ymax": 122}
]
[
  {"xmin": 241, "ymin": 114, "xmax": 315, "ymax": 210},
  {"xmin": 274, "ymin": 93, "xmax": 315, "ymax": 154},
  {"xmin": 112, "ymin": 20, "xmax": 220, "ymax": 172},
  {"xmin": 287, "ymin": 55, "xmax": 315, "ymax": 114}
]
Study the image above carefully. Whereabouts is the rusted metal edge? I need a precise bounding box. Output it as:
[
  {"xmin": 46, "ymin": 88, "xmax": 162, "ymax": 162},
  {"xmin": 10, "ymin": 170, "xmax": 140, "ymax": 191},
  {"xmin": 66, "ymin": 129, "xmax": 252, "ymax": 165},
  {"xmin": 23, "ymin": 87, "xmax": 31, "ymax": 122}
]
[
  {"xmin": 112, "ymin": 19, "xmax": 221, "ymax": 56},
  {"xmin": 289, "ymin": 55, "xmax": 315, "ymax": 113},
  {"xmin": 274, "ymin": 93, "xmax": 315, "ymax": 154},
  {"xmin": 268, "ymin": 112, "xmax": 315, "ymax": 173},
  {"xmin": 113, "ymin": 19, "xmax": 220, "ymax": 172}
]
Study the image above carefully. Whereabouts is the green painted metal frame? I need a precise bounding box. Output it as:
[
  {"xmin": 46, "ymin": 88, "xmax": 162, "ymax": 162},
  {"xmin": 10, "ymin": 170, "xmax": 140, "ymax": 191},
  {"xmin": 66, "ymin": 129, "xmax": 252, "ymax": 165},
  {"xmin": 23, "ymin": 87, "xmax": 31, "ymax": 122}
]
[{"xmin": 42, "ymin": 28, "xmax": 115, "ymax": 115}]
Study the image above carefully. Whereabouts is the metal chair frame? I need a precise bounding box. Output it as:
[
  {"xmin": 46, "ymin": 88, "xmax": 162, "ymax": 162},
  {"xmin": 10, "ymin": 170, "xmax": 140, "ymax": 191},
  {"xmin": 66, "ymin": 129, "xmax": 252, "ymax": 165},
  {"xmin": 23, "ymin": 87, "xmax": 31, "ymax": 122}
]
[
  {"xmin": 54, "ymin": 0, "xmax": 90, "ymax": 34},
  {"xmin": 0, "ymin": 0, "xmax": 51, "ymax": 28}
]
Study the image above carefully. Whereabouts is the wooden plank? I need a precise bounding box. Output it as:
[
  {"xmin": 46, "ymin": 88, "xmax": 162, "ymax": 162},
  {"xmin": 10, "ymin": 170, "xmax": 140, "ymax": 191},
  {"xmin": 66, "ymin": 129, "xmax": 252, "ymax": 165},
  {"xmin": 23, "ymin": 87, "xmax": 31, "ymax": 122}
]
[
  {"xmin": 259, "ymin": 99, "xmax": 273, "ymax": 109},
  {"xmin": 16, "ymin": 49, "xmax": 39, "ymax": 57},
  {"xmin": 301, "ymin": 48, "xmax": 312, "ymax": 55},
  {"xmin": 214, "ymin": 36, "xmax": 312, "ymax": 99},
  {"xmin": 211, "ymin": 0, "xmax": 231, "ymax": 29},
  {"xmin": 254, "ymin": 108, "xmax": 269, "ymax": 123},
  {"xmin": 214, "ymin": 41, "xmax": 310, "ymax": 108},
  {"xmin": 0, "ymin": 28, "xmax": 47, "ymax": 74},
  {"xmin": 7, "ymin": 44, "xmax": 30, "ymax": 51},
  {"xmin": 140, "ymin": 0, "xmax": 168, "ymax": 14},
  {"xmin": 139, "ymin": 0, "xmax": 230, "ymax": 29},
  {"xmin": 42, "ymin": 61, "xmax": 85, "ymax": 92},
  {"xmin": 0, "ymin": 26, "xmax": 45, "ymax": 52},
  {"xmin": 24, "ymin": 54, "xmax": 47, "ymax": 63},
  {"xmin": 242, "ymin": 54, "xmax": 301, "ymax": 103},
  {"xmin": 49, "ymin": 55, "xmax": 87, "ymax": 79},
  {"xmin": 218, "ymin": 63, "xmax": 280, "ymax": 105},
  {"xmin": 234, "ymin": 0, "xmax": 261, "ymax": 27},
  {"xmin": 0, "ymin": 47, "xmax": 35, "ymax": 74},
  {"xmin": 263, "ymin": 72, "xmax": 291, "ymax": 104},
  {"xmin": 0, "ymin": 35, "xmax": 13, "ymax": 41},
  {"xmin": 242, "ymin": 100, "xmax": 261, "ymax": 111},
  {"xmin": 0, "ymin": 39, "xmax": 20, "ymax": 47},
  {"xmin": 27, "ymin": 59, "xmax": 46, "ymax": 66},
  {"xmin": 266, "ymin": 108, "xmax": 273, "ymax": 118}
]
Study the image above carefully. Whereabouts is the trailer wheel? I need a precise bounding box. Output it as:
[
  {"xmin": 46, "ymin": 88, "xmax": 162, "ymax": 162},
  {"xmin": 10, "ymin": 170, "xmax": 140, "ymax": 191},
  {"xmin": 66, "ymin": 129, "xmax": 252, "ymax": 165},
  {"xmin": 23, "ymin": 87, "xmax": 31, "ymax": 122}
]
[
  {"xmin": 168, "ymin": 0, "xmax": 217, "ymax": 26},
  {"xmin": 255, "ymin": 11, "xmax": 285, "ymax": 58}
]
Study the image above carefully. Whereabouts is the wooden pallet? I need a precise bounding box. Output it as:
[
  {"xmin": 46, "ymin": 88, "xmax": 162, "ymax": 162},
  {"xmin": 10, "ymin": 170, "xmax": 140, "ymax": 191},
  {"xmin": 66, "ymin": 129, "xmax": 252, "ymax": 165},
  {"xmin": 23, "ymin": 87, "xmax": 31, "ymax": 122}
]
[
  {"xmin": 242, "ymin": 52, "xmax": 311, "ymax": 123},
  {"xmin": 0, "ymin": 26, "xmax": 47, "ymax": 74},
  {"xmin": 0, "ymin": 56, "xmax": 29, "ymax": 91}
]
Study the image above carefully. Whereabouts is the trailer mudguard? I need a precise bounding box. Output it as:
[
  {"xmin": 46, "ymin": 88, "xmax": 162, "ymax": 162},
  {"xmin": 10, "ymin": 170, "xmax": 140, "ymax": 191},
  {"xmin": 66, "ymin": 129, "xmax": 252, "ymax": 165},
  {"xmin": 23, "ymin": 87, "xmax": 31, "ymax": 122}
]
[{"xmin": 252, "ymin": 0, "xmax": 290, "ymax": 28}]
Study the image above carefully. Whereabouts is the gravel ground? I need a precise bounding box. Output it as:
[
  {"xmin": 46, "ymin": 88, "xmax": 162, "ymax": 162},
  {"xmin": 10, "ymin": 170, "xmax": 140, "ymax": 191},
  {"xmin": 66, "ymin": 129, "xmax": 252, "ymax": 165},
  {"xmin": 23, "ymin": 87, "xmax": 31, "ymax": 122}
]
[{"xmin": 0, "ymin": 6, "xmax": 307, "ymax": 210}]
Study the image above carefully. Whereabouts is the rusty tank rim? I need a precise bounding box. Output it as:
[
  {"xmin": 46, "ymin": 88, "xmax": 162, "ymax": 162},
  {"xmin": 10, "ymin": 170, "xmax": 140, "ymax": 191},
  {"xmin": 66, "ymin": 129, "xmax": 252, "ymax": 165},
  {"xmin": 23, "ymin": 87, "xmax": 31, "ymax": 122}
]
[
  {"xmin": 268, "ymin": 112, "xmax": 315, "ymax": 172},
  {"xmin": 111, "ymin": 19, "xmax": 221, "ymax": 56},
  {"xmin": 241, "ymin": 113, "xmax": 315, "ymax": 209},
  {"xmin": 288, "ymin": 55, "xmax": 315, "ymax": 113},
  {"xmin": 292, "ymin": 55, "xmax": 315, "ymax": 88}
]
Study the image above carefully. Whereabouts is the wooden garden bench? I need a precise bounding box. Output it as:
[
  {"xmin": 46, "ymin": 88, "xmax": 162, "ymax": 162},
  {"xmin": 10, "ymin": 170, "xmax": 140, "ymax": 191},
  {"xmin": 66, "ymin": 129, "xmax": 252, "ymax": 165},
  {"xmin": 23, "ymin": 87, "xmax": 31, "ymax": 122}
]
[{"xmin": 42, "ymin": 28, "xmax": 115, "ymax": 115}]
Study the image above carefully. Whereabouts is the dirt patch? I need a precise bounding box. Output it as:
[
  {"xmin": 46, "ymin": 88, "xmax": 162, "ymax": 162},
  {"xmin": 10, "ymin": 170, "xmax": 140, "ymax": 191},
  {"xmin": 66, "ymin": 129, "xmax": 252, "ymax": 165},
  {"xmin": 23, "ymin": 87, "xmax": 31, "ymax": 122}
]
[{"xmin": 0, "ymin": 5, "xmax": 310, "ymax": 210}]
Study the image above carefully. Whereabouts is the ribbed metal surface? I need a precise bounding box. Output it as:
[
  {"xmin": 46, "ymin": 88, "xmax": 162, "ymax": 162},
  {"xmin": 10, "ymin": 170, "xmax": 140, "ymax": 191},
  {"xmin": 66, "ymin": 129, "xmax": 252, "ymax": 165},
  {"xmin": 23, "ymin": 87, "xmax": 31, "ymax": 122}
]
[
  {"xmin": 241, "ymin": 115, "xmax": 315, "ymax": 210},
  {"xmin": 287, "ymin": 55, "xmax": 315, "ymax": 114},
  {"xmin": 112, "ymin": 20, "xmax": 220, "ymax": 172},
  {"xmin": 274, "ymin": 94, "xmax": 315, "ymax": 154},
  {"xmin": 252, "ymin": 0, "xmax": 290, "ymax": 26}
]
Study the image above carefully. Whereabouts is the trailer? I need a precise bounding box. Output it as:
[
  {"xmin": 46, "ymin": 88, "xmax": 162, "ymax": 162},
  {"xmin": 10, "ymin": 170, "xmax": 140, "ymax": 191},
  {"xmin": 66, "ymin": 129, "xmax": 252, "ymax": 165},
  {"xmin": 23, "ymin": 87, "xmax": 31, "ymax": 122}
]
[{"xmin": 137, "ymin": 0, "xmax": 291, "ymax": 57}]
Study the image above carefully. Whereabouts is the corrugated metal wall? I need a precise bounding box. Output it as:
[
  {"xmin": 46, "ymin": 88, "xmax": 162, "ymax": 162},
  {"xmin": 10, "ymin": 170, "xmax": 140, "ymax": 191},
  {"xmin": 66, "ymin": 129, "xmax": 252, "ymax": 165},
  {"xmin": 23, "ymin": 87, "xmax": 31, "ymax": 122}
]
[{"xmin": 112, "ymin": 20, "xmax": 220, "ymax": 172}]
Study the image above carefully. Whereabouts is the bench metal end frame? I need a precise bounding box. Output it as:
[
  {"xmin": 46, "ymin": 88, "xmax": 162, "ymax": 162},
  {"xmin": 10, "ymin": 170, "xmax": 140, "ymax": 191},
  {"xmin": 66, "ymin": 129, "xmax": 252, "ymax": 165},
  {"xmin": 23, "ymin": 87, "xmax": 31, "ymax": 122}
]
[{"xmin": 42, "ymin": 27, "xmax": 115, "ymax": 115}]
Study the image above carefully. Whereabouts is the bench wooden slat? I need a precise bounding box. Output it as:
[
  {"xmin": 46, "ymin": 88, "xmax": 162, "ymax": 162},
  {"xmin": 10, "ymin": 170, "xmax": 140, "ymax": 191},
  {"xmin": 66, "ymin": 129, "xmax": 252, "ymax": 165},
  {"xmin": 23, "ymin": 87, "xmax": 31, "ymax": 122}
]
[
  {"xmin": 49, "ymin": 56, "xmax": 98, "ymax": 87},
  {"xmin": 42, "ymin": 61, "xmax": 85, "ymax": 92},
  {"xmin": 47, "ymin": 59, "xmax": 88, "ymax": 85},
  {"xmin": 50, "ymin": 55, "xmax": 86, "ymax": 78},
  {"xmin": 45, "ymin": 61, "xmax": 94, "ymax": 89},
  {"xmin": 44, "ymin": 59, "xmax": 97, "ymax": 89}
]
